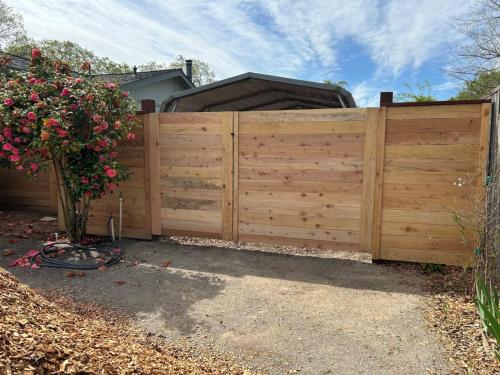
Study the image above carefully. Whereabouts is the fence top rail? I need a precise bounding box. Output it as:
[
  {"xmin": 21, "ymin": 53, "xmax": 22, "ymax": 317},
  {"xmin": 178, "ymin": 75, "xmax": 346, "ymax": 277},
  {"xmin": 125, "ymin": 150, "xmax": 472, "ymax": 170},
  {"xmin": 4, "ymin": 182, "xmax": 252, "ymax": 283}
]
[{"xmin": 384, "ymin": 99, "xmax": 491, "ymax": 107}]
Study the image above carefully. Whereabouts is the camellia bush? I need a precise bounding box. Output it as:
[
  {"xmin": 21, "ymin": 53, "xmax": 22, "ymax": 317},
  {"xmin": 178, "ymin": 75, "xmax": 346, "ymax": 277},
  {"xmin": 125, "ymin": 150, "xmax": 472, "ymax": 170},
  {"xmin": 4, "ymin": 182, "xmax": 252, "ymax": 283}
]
[{"xmin": 0, "ymin": 49, "xmax": 138, "ymax": 243}]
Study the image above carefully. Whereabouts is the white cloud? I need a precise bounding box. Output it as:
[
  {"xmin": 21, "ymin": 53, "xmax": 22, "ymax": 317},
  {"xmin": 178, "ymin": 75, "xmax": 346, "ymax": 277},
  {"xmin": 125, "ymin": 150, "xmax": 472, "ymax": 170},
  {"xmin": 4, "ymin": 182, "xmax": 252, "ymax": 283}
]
[
  {"xmin": 5, "ymin": 0, "xmax": 474, "ymax": 83},
  {"xmin": 351, "ymin": 81, "xmax": 382, "ymax": 107}
]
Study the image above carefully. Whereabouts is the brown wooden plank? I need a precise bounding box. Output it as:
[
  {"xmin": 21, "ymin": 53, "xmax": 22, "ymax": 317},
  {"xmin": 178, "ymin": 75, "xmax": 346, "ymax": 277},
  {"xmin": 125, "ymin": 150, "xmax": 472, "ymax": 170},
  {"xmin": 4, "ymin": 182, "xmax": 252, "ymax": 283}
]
[
  {"xmin": 379, "ymin": 247, "xmax": 472, "ymax": 266},
  {"xmin": 385, "ymin": 131, "xmax": 480, "ymax": 145},
  {"xmin": 477, "ymin": 103, "xmax": 492, "ymax": 198},
  {"xmin": 239, "ymin": 167, "xmax": 363, "ymax": 182},
  {"xmin": 385, "ymin": 144, "xmax": 479, "ymax": 159},
  {"xmin": 382, "ymin": 208, "xmax": 468, "ymax": 226},
  {"xmin": 222, "ymin": 112, "xmax": 234, "ymax": 240},
  {"xmin": 372, "ymin": 108, "xmax": 386, "ymax": 259},
  {"xmin": 239, "ymin": 210, "xmax": 360, "ymax": 231},
  {"xmin": 233, "ymin": 112, "xmax": 240, "ymax": 241},
  {"xmin": 360, "ymin": 108, "xmax": 379, "ymax": 254},
  {"xmin": 239, "ymin": 108, "xmax": 367, "ymax": 123},
  {"xmin": 239, "ymin": 121, "xmax": 366, "ymax": 135},
  {"xmin": 145, "ymin": 112, "xmax": 160, "ymax": 236},
  {"xmin": 386, "ymin": 117, "xmax": 481, "ymax": 133},
  {"xmin": 239, "ymin": 180, "xmax": 362, "ymax": 193},
  {"xmin": 386, "ymin": 104, "xmax": 482, "ymax": 120}
]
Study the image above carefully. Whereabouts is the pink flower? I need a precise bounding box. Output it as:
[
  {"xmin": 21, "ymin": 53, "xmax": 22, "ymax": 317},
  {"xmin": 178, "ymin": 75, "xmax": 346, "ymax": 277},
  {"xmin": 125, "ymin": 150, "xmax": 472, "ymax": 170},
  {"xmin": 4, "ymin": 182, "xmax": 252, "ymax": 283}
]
[
  {"xmin": 84, "ymin": 191, "xmax": 92, "ymax": 198},
  {"xmin": 21, "ymin": 126, "xmax": 31, "ymax": 134},
  {"xmin": 31, "ymin": 48, "xmax": 41, "ymax": 58},
  {"xmin": 106, "ymin": 168, "xmax": 117, "ymax": 178},
  {"xmin": 127, "ymin": 132, "xmax": 136, "ymax": 141},
  {"xmin": 81, "ymin": 177, "xmax": 89, "ymax": 184},
  {"xmin": 94, "ymin": 145, "xmax": 102, "ymax": 152},
  {"xmin": 69, "ymin": 103, "xmax": 79, "ymax": 111},
  {"xmin": 30, "ymin": 92, "xmax": 39, "ymax": 102},
  {"xmin": 99, "ymin": 155, "xmax": 106, "ymax": 161},
  {"xmin": 56, "ymin": 128, "xmax": 68, "ymax": 137},
  {"xmin": 4, "ymin": 98, "xmax": 13, "ymax": 106},
  {"xmin": 26, "ymin": 112, "xmax": 37, "ymax": 122},
  {"xmin": 93, "ymin": 126, "xmax": 102, "ymax": 134},
  {"xmin": 92, "ymin": 114, "xmax": 102, "ymax": 123},
  {"xmin": 29, "ymin": 77, "xmax": 36, "ymax": 85},
  {"xmin": 61, "ymin": 87, "xmax": 71, "ymax": 97},
  {"xmin": 105, "ymin": 82, "xmax": 117, "ymax": 89},
  {"xmin": 11, "ymin": 147, "xmax": 19, "ymax": 155},
  {"xmin": 2, "ymin": 143, "xmax": 13, "ymax": 151},
  {"xmin": 114, "ymin": 120, "xmax": 121, "ymax": 129},
  {"xmin": 109, "ymin": 151, "xmax": 118, "ymax": 158},
  {"xmin": 86, "ymin": 94, "xmax": 95, "ymax": 102},
  {"xmin": 16, "ymin": 164, "xmax": 23, "ymax": 170},
  {"xmin": 122, "ymin": 91, "xmax": 129, "ymax": 97},
  {"xmin": 9, "ymin": 154, "xmax": 20, "ymax": 162},
  {"xmin": 31, "ymin": 264, "xmax": 40, "ymax": 270},
  {"xmin": 98, "ymin": 139, "xmax": 108, "ymax": 148},
  {"xmin": 3, "ymin": 128, "xmax": 12, "ymax": 139},
  {"xmin": 107, "ymin": 183, "xmax": 118, "ymax": 191},
  {"xmin": 30, "ymin": 163, "xmax": 39, "ymax": 172},
  {"xmin": 101, "ymin": 122, "xmax": 108, "ymax": 130}
]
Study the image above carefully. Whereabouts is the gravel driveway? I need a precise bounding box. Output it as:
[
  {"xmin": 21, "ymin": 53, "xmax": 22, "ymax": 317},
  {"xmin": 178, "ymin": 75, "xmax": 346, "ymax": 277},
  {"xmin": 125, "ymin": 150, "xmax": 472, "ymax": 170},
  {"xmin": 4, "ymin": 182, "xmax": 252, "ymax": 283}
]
[{"xmin": 1, "ymin": 235, "xmax": 449, "ymax": 374}]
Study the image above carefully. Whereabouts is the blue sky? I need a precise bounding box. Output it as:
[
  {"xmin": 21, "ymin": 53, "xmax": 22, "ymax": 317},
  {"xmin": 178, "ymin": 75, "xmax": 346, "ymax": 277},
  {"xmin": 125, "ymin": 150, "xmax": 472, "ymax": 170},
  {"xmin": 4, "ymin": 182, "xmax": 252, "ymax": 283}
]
[{"xmin": 6, "ymin": 0, "xmax": 474, "ymax": 106}]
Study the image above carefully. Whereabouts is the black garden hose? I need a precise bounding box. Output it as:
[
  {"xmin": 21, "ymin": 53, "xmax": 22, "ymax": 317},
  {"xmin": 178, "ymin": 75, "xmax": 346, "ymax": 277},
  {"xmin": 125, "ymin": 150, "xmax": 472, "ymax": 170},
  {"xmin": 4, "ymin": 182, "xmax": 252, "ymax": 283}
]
[{"xmin": 31, "ymin": 217, "xmax": 122, "ymax": 270}]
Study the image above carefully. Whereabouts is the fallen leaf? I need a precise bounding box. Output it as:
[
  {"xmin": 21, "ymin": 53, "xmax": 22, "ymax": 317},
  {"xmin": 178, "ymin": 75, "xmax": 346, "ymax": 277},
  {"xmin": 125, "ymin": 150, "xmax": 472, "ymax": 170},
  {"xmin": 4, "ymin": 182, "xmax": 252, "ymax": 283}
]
[
  {"xmin": 162, "ymin": 261, "xmax": 172, "ymax": 268},
  {"xmin": 66, "ymin": 272, "xmax": 76, "ymax": 278},
  {"xmin": 114, "ymin": 280, "xmax": 126, "ymax": 286},
  {"xmin": 77, "ymin": 272, "xmax": 86, "ymax": 277},
  {"xmin": 3, "ymin": 249, "xmax": 15, "ymax": 257},
  {"xmin": 8, "ymin": 239, "xmax": 18, "ymax": 244},
  {"xmin": 98, "ymin": 265, "xmax": 108, "ymax": 271}
]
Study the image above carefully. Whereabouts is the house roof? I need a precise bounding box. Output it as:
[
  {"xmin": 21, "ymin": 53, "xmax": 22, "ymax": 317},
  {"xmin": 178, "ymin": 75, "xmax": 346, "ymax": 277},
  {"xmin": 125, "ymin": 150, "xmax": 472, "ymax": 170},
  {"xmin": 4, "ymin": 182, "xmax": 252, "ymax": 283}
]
[
  {"xmin": 94, "ymin": 69, "xmax": 195, "ymax": 89},
  {"xmin": 1, "ymin": 52, "xmax": 30, "ymax": 71},
  {"xmin": 161, "ymin": 72, "xmax": 356, "ymax": 112}
]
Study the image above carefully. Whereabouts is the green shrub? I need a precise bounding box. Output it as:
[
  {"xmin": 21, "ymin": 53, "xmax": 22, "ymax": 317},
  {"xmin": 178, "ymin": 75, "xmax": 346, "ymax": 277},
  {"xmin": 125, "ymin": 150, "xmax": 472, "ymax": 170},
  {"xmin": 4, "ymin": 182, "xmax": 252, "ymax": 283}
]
[{"xmin": 475, "ymin": 277, "xmax": 500, "ymax": 359}]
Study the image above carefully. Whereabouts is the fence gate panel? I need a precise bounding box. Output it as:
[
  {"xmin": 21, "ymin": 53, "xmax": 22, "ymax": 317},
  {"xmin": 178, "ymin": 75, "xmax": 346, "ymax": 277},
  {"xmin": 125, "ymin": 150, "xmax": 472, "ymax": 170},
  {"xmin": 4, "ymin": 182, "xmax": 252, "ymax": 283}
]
[
  {"xmin": 159, "ymin": 112, "xmax": 233, "ymax": 239},
  {"xmin": 235, "ymin": 109, "xmax": 368, "ymax": 251},
  {"xmin": 379, "ymin": 104, "xmax": 489, "ymax": 266}
]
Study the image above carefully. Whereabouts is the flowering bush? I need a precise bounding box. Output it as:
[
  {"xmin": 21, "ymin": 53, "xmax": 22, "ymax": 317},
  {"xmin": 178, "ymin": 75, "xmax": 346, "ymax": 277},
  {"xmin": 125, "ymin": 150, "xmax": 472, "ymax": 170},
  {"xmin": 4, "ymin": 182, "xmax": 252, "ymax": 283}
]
[{"xmin": 0, "ymin": 49, "xmax": 138, "ymax": 242}]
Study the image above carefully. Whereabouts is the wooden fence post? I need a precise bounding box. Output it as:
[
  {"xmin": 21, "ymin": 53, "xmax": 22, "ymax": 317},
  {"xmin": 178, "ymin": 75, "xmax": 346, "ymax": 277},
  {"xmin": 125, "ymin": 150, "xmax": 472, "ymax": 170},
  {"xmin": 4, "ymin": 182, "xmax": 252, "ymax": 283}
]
[
  {"xmin": 360, "ymin": 108, "xmax": 386, "ymax": 259},
  {"xmin": 221, "ymin": 112, "xmax": 234, "ymax": 241},
  {"xmin": 144, "ymin": 112, "xmax": 161, "ymax": 236},
  {"xmin": 232, "ymin": 112, "xmax": 239, "ymax": 242}
]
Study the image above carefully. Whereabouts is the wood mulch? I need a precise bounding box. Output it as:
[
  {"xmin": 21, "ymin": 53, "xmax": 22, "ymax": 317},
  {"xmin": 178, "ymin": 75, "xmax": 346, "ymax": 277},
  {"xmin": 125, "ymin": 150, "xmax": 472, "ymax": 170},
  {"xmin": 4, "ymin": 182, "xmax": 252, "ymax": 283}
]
[
  {"xmin": 0, "ymin": 267, "xmax": 253, "ymax": 374},
  {"xmin": 421, "ymin": 267, "xmax": 499, "ymax": 374}
]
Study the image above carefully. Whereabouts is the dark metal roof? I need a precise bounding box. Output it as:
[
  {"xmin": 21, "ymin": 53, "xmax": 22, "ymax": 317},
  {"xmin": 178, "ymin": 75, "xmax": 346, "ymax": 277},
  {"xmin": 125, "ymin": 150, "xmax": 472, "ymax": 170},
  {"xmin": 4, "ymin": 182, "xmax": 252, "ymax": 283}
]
[
  {"xmin": 94, "ymin": 69, "xmax": 194, "ymax": 89},
  {"xmin": 161, "ymin": 72, "xmax": 356, "ymax": 112},
  {"xmin": 0, "ymin": 52, "xmax": 30, "ymax": 71}
]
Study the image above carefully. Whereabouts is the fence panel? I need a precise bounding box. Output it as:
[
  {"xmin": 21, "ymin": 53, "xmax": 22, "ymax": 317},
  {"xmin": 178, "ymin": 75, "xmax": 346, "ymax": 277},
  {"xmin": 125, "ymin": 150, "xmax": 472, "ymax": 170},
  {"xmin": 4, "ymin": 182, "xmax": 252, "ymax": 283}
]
[
  {"xmin": 158, "ymin": 112, "xmax": 233, "ymax": 239},
  {"xmin": 379, "ymin": 104, "xmax": 488, "ymax": 265},
  {"xmin": 235, "ymin": 109, "xmax": 367, "ymax": 251}
]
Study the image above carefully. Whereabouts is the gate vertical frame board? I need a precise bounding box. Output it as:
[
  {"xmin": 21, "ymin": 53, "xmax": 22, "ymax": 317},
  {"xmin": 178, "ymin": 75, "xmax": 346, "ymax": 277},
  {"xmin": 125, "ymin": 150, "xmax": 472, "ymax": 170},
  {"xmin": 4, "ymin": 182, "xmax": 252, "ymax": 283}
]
[
  {"xmin": 144, "ymin": 112, "xmax": 162, "ymax": 235},
  {"xmin": 360, "ymin": 108, "xmax": 380, "ymax": 254},
  {"xmin": 222, "ymin": 112, "xmax": 234, "ymax": 240},
  {"xmin": 372, "ymin": 108, "xmax": 387, "ymax": 259},
  {"xmin": 232, "ymin": 112, "xmax": 240, "ymax": 242}
]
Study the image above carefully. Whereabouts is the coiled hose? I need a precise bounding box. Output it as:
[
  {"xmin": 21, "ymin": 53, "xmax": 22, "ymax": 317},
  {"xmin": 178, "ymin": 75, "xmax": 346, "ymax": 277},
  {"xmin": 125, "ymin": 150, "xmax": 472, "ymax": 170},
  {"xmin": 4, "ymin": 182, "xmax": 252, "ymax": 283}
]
[{"xmin": 33, "ymin": 217, "xmax": 122, "ymax": 270}]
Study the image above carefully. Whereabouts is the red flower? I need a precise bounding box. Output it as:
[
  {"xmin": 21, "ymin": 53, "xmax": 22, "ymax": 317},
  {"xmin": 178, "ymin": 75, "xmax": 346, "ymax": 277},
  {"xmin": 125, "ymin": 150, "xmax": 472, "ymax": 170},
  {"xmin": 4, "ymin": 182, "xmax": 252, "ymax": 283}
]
[
  {"xmin": 98, "ymin": 139, "xmax": 108, "ymax": 148},
  {"xmin": 30, "ymin": 92, "xmax": 39, "ymax": 102},
  {"xmin": 9, "ymin": 154, "xmax": 20, "ymax": 162},
  {"xmin": 127, "ymin": 132, "xmax": 136, "ymax": 141},
  {"xmin": 56, "ymin": 128, "xmax": 68, "ymax": 137},
  {"xmin": 31, "ymin": 48, "xmax": 41, "ymax": 58},
  {"xmin": 26, "ymin": 112, "xmax": 37, "ymax": 122},
  {"xmin": 4, "ymin": 98, "xmax": 13, "ymax": 106},
  {"xmin": 81, "ymin": 177, "xmax": 89, "ymax": 184},
  {"xmin": 106, "ymin": 168, "xmax": 117, "ymax": 178},
  {"xmin": 30, "ymin": 163, "xmax": 39, "ymax": 172},
  {"xmin": 2, "ymin": 143, "xmax": 13, "ymax": 151},
  {"xmin": 61, "ymin": 87, "xmax": 70, "ymax": 97},
  {"xmin": 101, "ymin": 121, "xmax": 108, "ymax": 130}
]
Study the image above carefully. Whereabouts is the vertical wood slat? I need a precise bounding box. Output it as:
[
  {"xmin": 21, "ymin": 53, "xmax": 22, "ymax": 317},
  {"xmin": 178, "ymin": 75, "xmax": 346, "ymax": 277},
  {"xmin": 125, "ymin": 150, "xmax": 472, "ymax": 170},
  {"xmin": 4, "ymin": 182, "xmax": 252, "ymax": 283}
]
[
  {"xmin": 48, "ymin": 165, "xmax": 59, "ymax": 212},
  {"xmin": 232, "ymin": 112, "xmax": 240, "ymax": 242},
  {"xmin": 477, "ymin": 103, "xmax": 492, "ymax": 198},
  {"xmin": 222, "ymin": 112, "xmax": 234, "ymax": 241},
  {"xmin": 359, "ymin": 108, "xmax": 380, "ymax": 254},
  {"xmin": 371, "ymin": 108, "xmax": 387, "ymax": 259},
  {"xmin": 144, "ymin": 112, "xmax": 161, "ymax": 236}
]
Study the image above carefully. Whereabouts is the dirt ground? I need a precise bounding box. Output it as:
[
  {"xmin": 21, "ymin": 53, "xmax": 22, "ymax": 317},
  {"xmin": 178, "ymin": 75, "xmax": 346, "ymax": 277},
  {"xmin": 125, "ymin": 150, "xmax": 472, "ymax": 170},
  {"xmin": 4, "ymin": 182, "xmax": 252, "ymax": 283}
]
[{"xmin": 0, "ymin": 210, "xmax": 450, "ymax": 374}]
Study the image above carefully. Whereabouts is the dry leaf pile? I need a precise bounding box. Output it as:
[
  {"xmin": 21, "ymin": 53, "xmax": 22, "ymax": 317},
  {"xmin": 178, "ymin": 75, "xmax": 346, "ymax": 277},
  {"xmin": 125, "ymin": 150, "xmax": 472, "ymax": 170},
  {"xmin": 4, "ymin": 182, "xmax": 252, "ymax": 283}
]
[
  {"xmin": 0, "ymin": 267, "xmax": 251, "ymax": 374},
  {"xmin": 423, "ymin": 268, "xmax": 500, "ymax": 374}
]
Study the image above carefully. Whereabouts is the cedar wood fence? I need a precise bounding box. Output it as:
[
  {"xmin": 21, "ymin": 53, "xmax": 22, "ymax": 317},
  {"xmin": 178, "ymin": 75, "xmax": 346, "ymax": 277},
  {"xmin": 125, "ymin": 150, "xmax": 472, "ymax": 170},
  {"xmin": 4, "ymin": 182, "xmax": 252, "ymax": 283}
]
[{"xmin": 0, "ymin": 100, "xmax": 493, "ymax": 266}]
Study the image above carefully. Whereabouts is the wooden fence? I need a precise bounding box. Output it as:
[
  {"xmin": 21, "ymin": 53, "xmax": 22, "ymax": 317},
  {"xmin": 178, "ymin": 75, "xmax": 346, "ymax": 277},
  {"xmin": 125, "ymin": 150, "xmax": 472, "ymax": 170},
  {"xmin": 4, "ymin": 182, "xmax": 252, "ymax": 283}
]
[{"xmin": 0, "ymin": 102, "xmax": 491, "ymax": 266}]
